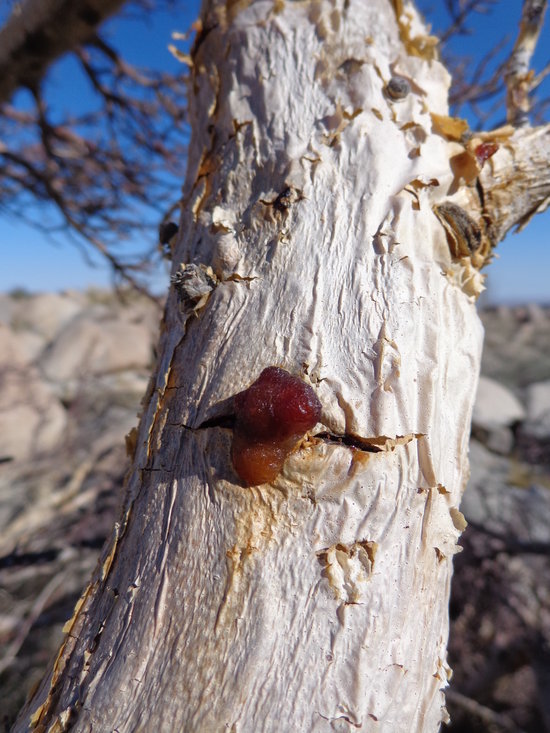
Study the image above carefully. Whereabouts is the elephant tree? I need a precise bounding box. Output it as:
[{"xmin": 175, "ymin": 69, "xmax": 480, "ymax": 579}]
[{"xmin": 14, "ymin": 0, "xmax": 550, "ymax": 731}]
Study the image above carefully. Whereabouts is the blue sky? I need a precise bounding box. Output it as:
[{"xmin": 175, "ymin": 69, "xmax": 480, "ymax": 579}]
[{"xmin": 0, "ymin": 0, "xmax": 548, "ymax": 303}]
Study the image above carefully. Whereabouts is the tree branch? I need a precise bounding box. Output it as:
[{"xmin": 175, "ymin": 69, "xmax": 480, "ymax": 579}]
[
  {"xmin": 0, "ymin": 6, "xmax": 189, "ymax": 291},
  {"xmin": 439, "ymin": 0, "xmax": 499, "ymax": 46},
  {"xmin": 505, "ymin": 0, "xmax": 549, "ymax": 125},
  {"xmin": 479, "ymin": 123, "xmax": 550, "ymax": 242},
  {"xmin": 446, "ymin": 689, "xmax": 528, "ymax": 733},
  {"xmin": 0, "ymin": 0, "xmax": 126, "ymax": 105}
]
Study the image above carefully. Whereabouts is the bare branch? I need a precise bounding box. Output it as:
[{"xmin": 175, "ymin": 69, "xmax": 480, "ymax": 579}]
[
  {"xmin": 0, "ymin": 4, "xmax": 190, "ymax": 292},
  {"xmin": 0, "ymin": 0, "xmax": 126, "ymax": 105},
  {"xmin": 479, "ymin": 124, "xmax": 550, "ymax": 241},
  {"xmin": 439, "ymin": 0, "xmax": 499, "ymax": 45},
  {"xmin": 446, "ymin": 689, "xmax": 529, "ymax": 733},
  {"xmin": 505, "ymin": 0, "xmax": 549, "ymax": 125},
  {"xmin": 0, "ymin": 574, "xmax": 65, "ymax": 678},
  {"xmin": 428, "ymin": 0, "xmax": 550, "ymax": 128},
  {"xmin": 531, "ymin": 58, "xmax": 550, "ymax": 89}
]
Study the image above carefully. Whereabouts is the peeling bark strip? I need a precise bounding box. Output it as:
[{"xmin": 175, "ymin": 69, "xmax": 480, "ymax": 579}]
[{"xmin": 14, "ymin": 2, "xmax": 550, "ymax": 733}]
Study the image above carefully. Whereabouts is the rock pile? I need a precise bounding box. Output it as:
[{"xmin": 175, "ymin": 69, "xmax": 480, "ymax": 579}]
[
  {"xmin": 0, "ymin": 290, "xmax": 159, "ymax": 464},
  {"xmin": 0, "ymin": 293, "xmax": 549, "ymax": 731},
  {"xmin": 450, "ymin": 306, "xmax": 550, "ymax": 733},
  {"xmin": 0, "ymin": 289, "xmax": 161, "ymax": 727}
]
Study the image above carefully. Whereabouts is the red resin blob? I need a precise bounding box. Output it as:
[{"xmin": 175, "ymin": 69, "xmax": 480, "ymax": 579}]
[
  {"xmin": 232, "ymin": 367, "xmax": 322, "ymax": 486},
  {"xmin": 475, "ymin": 141, "xmax": 499, "ymax": 166}
]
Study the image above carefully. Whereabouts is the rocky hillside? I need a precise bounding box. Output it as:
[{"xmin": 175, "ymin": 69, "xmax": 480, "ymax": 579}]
[
  {"xmin": 1, "ymin": 291, "xmax": 549, "ymax": 732},
  {"xmin": 0, "ymin": 289, "xmax": 161, "ymax": 731}
]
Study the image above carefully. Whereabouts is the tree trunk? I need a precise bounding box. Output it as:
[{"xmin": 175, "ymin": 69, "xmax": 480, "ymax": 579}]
[{"xmin": 13, "ymin": 0, "xmax": 550, "ymax": 731}]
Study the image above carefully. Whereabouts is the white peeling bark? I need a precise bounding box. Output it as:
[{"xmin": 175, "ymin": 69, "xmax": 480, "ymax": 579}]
[
  {"xmin": 479, "ymin": 124, "xmax": 550, "ymax": 236},
  {"xmin": 15, "ymin": 1, "xmax": 548, "ymax": 732}
]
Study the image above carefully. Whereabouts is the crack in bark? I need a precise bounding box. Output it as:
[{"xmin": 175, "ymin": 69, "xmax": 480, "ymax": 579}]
[
  {"xmin": 315, "ymin": 431, "xmax": 421, "ymax": 453},
  {"xmin": 318, "ymin": 712, "xmax": 362, "ymax": 728},
  {"xmin": 194, "ymin": 414, "xmax": 235, "ymax": 430},
  {"xmin": 189, "ymin": 419, "xmax": 421, "ymax": 458},
  {"xmin": 315, "ymin": 431, "xmax": 384, "ymax": 452}
]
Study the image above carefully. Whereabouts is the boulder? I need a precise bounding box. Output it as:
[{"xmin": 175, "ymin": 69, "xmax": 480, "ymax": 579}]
[
  {"xmin": 10, "ymin": 291, "xmax": 85, "ymax": 341},
  {"xmin": 472, "ymin": 375, "xmax": 525, "ymax": 454},
  {"xmin": 15, "ymin": 330, "xmax": 47, "ymax": 363},
  {"xmin": 523, "ymin": 380, "xmax": 550, "ymax": 439},
  {"xmin": 0, "ymin": 294, "xmax": 16, "ymax": 325},
  {"xmin": 473, "ymin": 375, "xmax": 525, "ymax": 429},
  {"xmin": 464, "ymin": 440, "xmax": 550, "ymax": 544},
  {"xmin": 40, "ymin": 312, "xmax": 155, "ymax": 385},
  {"xmin": 0, "ymin": 325, "xmax": 67, "ymax": 461}
]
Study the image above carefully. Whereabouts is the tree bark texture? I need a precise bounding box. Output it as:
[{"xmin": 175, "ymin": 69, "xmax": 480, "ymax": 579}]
[{"xmin": 14, "ymin": 0, "xmax": 550, "ymax": 732}]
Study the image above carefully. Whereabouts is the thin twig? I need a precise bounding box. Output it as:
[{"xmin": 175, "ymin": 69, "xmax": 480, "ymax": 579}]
[
  {"xmin": 439, "ymin": 0, "xmax": 498, "ymax": 45},
  {"xmin": 531, "ymin": 58, "xmax": 550, "ymax": 89},
  {"xmin": 446, "ymin": 689, "xmax": 528, "ymax": 733},
  {"xmin": 0, "ymin": 574, "xmax": 65, "ymax": 677}
]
